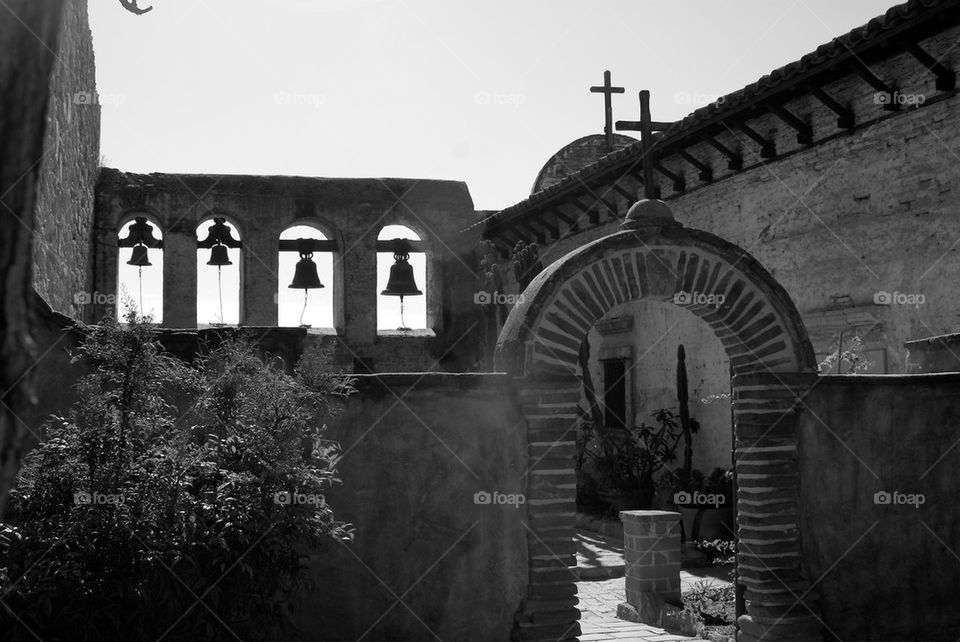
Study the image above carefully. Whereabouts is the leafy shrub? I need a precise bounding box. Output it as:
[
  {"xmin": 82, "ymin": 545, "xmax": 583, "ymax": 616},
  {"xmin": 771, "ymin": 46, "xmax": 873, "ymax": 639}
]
[
  {"xmin": 694, "ymin": 539, "xmax": 736, "ymax": 565},
  {"xmin": 683, "ymin": 579, "xmax": 735, "ymax": 625},
  {"xmin": 0, "ymin": 314, "xmax": 355, "ymax": 641}
]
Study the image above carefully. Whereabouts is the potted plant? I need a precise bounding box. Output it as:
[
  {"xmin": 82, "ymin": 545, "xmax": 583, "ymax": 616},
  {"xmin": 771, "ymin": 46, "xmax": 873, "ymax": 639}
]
[{"xmin": 584, "ymin": 409, "xmax": 685, "ymax": 512}]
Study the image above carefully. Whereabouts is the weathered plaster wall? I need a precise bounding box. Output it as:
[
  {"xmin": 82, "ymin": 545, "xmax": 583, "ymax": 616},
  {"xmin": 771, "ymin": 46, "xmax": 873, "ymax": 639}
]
[
  {"xmin": 499, "ymin": 24, "xmax": 960, "ymax": 375},
  {"xmin": 584, "ymin": 300, "xmax": 731, "ymax": 475},
  {"xmin": 33, "ymin": 0, "xmax": 100, "ymax": 319},
  {"xmin": 294, "ymin": 373, "xmax": 528, "ymax": 641},
  {"xmin": 798, "ymin": 374, "xmax": 960, "ymax": 641},
  {"xmin": 904, "ymin": 331, "xmax": 960, "ymax": 372},
  {"xmin": 94, "ymin": 172, "xmax": 481, "ymax": 371}
]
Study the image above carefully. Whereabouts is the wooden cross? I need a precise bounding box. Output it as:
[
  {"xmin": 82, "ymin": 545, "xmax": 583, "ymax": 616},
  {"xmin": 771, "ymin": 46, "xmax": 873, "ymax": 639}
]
[
  {"xmin": 616, "ymin": 90, "xmax": 673, "ymax": 199},
  {"xmin": 590, "ymin": 70, "xmax": 625, "ymax": 150}
]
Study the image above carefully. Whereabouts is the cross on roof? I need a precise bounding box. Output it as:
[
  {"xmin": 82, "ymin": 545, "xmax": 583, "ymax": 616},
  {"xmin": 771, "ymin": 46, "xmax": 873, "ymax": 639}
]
[
  {"xmin": 616, "ymin": 90, "xmax": 674, "ymax": 199},
  {"xmin": 590, "ymin": 70, "xmax": 625, "ymax": 150}
]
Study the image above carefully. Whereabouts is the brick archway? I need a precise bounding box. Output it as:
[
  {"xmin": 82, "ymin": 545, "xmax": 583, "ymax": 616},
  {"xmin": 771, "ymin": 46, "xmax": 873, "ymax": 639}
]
[{"xmin": 497, "ymin": 201, "xmax": 823, "ymax": 642}]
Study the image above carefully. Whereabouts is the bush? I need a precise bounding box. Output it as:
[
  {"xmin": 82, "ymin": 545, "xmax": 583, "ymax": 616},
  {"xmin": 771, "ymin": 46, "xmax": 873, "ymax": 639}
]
[
  {"xmin": 683, "ymin": 579, "xmax": 735, "ymax": 626},
  {"xmin": 0, "ymin": 314, "xmax": 355, "ymax": 641}
]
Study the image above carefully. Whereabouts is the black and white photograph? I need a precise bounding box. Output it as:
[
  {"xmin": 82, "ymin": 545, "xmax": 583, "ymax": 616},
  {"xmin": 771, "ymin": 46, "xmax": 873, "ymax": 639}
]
[{"xmin": 1, "ymin": 0, "xmax": 958, "ymax": 640}]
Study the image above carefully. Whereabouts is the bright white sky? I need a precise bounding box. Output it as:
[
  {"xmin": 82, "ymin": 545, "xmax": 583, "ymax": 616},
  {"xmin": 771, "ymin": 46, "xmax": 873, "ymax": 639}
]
[
  {"xmin": 98, "ymin": 0, "xmax": 897, "ymax": 326},
  {"xmin": 90, "ymin": 0, "xmax": 898, "ymax": 211}
]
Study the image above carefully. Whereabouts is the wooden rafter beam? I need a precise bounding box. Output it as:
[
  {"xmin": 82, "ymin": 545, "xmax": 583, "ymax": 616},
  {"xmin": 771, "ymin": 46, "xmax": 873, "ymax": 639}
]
[
  {"xmin": 734, "ymin": 121, "xmax": 776, "ymax": 159},
  {"xmin": 677, "ymin": 149, "xmax": 713, "ymax": 182},
  {"xmin": 570, "ymin": 196, "xmax": 599, "ymax": 226},
  {"xmin": 278, "ymin": 239, "xmax": 341, "ymax": 253},
  {"xmin": 808, "ymin": 86, "xmax": 854, "ymax": 129},
  {"xmin": 590, "ymin": 191, "xmax": 621, "ymax": 220},
  {"xmin": 849, "ymin": 59, "xmax": 899, "ymax": 111},
  {"xmin": 701, "ymin": 136, "xmax": 743, "ymax": 170},
  {"xmin": 528, "ymin": 215, "xmax": 558, "ymax": 240},
  {"xmin": 904, "ymin": 41, "xmax": 956, "ymax": 90},
  {"xmin": 551, "ymin": 207, "xmax": 577, "ymax": 228},
  {"xmin": 768, "ymin": 104, "xmax": 813, "ymax": 145},
  {"xmin": 611, "ymin": 177, "xmax": 640, "ymax": 203},
  {"xmin": 497, "ymin": 225, "xmax": 527, "ymax": 246},
  {"xmin": 516, "ymin": 220, "xmax": 545, "ymax": 244},
  {"xmin": 653, "ymin": 162, "xmax": 685, "ymax": 192}
]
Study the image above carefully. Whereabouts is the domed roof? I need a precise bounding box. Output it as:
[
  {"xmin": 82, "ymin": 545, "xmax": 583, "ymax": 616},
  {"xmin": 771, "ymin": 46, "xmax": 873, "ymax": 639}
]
[
  {"xmin": 531, "ymin": 134, "xmax": 636, "ymax": 195},
  {"xmin": 620, "ymin": 199, "xmax": 678, "ymax": 230}
]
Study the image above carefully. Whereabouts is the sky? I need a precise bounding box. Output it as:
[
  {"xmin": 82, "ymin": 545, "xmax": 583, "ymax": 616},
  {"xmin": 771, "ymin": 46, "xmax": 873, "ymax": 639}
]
[
  {"xmin": 90, "ymin": 0, "xmax": 900, "ymax": 212},
  {"xmin": 97, "ymin": 0, "xmax": 898, "ymax": 326}
]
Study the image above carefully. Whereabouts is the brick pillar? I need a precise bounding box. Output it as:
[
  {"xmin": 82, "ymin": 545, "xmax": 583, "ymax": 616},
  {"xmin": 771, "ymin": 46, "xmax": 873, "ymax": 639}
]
[
  {"xmin": 622, "ymin": 510, "xmax": 682, "ymax": 619},
  {"xmin": 733, "ymin": 371, "xmax": 822, "ymax": 642},
  {"xmin": 512, "ymin": 375, "xmax": 581, "ymax": 642},
  {"xmin": 161, "ymin": 225, "xmax": 196, "ymax": 328}
]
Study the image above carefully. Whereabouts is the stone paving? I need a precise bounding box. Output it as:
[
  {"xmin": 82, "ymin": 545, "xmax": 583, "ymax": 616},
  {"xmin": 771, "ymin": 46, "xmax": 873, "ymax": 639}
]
[
  {"xmin": 575, "ymin": 528, "xmax": 735, "ymax": 641},
  {"xmin": 577, "ymin": 577, "xmax": 694, "ymax": 641}
]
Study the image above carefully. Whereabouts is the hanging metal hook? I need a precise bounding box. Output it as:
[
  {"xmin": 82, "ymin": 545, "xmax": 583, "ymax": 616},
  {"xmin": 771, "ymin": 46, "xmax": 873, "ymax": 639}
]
[{"xmin": 119, "ymin": 0, "xmax": 153, "ymax": 15}]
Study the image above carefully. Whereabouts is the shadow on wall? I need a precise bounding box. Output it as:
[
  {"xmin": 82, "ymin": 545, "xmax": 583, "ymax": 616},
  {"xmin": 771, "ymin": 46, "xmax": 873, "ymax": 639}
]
[
  {"xmin": 799, "ymin": 374, "xmax": 960, "ymax": 641},
  {"xmin": 292, "ymin": 373, "xmax": 528, "ymax": 641}
]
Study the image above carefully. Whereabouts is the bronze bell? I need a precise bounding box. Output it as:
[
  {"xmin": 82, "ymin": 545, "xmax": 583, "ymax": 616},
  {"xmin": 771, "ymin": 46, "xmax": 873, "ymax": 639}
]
[
  {"xmin": 207, "ymin": 243, "xmax": 232, "ymax": 266},
  {"xmin": 289, "ymin": 251, "xmax": 324, "ymax": 290},
  {"xmin": 127, "ymin": 244, "xmax": 152, "ymax": 267},
  {"xmin": 381, "ymin": 239, "xmax": 422, "ymax": 297}
]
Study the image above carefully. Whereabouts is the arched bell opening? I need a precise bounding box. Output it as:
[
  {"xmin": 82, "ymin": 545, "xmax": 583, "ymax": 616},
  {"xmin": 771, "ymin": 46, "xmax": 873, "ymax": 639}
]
[
  {"xmin": 196, "ymin": 216, "xmax": 242, "ymax": 327},
  {"xmin": 117, "ymin": 215, "xmax": 164, "ymax": 323},
  {"xmin": 278, "ymin": 224, "xmax": 334, "ymax": 329},
  {"xmin": 377, "ymin": 224, "xmax": 427, "ymax": 331}
]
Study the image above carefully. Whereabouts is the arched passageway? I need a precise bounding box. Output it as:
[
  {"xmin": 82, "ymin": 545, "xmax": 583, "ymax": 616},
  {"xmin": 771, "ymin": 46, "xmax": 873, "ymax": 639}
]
[{"xmin": 497, "ymin": 200, "xmax": 823, "ymax": 642}]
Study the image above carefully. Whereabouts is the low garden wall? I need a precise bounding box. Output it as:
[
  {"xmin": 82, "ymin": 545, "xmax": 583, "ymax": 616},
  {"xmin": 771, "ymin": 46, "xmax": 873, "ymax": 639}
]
[
  {"xmin": 799, "ymin": 374, "xmax": 960, "ymax": 641},
  {"xmin": 293, "ymin": 373, "xmax": 529, "ymax": 641}
]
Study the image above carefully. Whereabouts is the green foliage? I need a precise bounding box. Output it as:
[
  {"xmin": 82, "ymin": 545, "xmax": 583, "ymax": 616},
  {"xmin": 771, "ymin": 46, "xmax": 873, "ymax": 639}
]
[{"xmin": 0, "ymin": 313, "xmax": 355, "ymax": 641}]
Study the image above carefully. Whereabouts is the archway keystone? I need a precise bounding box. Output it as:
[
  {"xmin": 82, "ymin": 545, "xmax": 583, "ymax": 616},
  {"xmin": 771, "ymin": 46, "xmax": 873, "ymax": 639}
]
[{"xmin": 498, "ymin": 200, "xmax": 823, "ymax": 642}]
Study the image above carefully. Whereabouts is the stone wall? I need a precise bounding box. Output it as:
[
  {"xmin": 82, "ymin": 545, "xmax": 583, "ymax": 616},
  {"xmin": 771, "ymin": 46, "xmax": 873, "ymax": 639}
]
[
  {"xmin": 93, "ymin": 172, "xmax": 481, "ymax": 371},
  {"xmin": 798, "ymin": 374, "xmax": 960, "ymax": 641},
  {"xmin": 293, "ymin": 373, "xmax": 528, "ymax": 641},
  {"xmin": 496, "ymin": 24, "xmax": 960, "ymax": 375},
  {"xmin": 33, "ymin": 0, "xmax": 100, "ymax": 319}
]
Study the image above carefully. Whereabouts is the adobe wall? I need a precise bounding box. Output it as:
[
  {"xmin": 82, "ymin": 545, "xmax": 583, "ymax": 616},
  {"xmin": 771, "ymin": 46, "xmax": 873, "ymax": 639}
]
[
  {"xmin": 93, "ymin": 171, "xmax": 481, "ymax": 371},
  {"xmin": 582, "ymin": 299, "xmax": 732, "ymax": 475},
  {"xmin": 294, "ymin": 373, "xmax": 528, "ymax": 641},
  {"xmin": 798, "ymin": 374, "xmax": 960, "ymax": 641}
]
